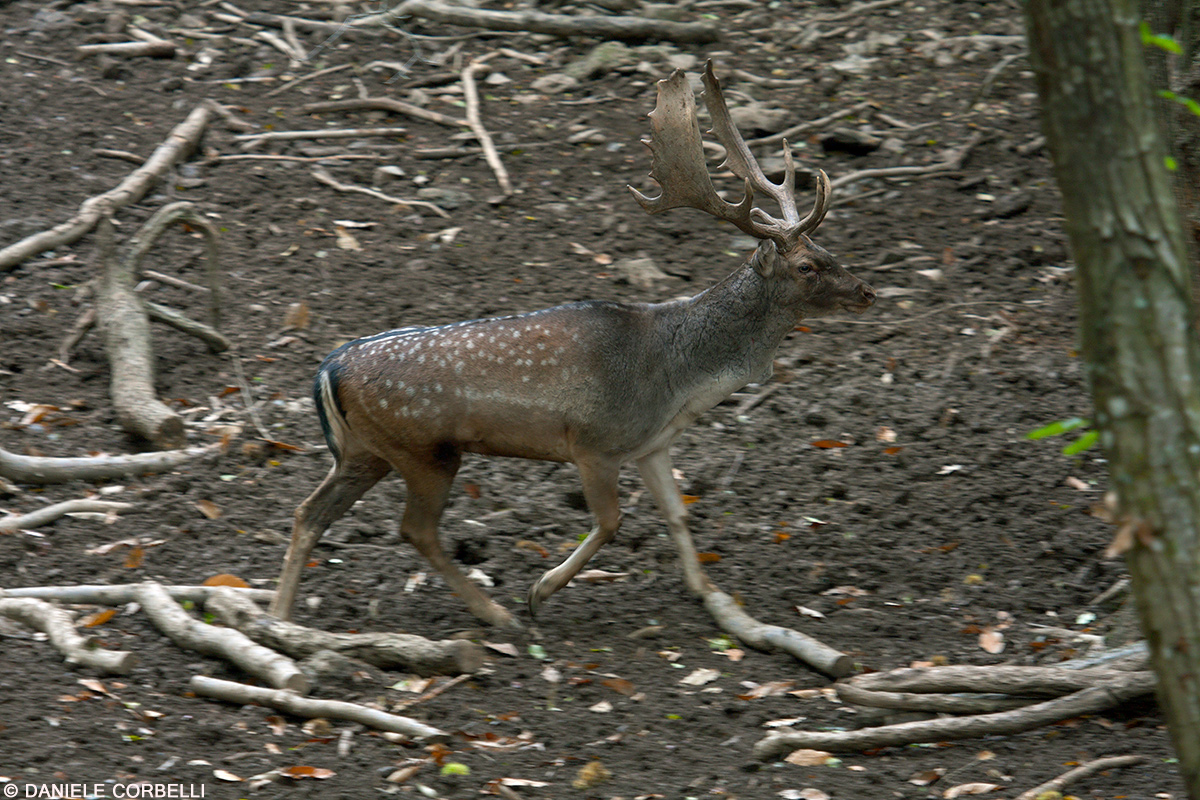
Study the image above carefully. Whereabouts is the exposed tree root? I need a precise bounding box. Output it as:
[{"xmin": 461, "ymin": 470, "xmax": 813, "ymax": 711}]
[
  {"xmin": 1014, "ymin": 754, "xmax": 1146, "ymax": 800},
  {"xmin": 754, "ymin": 664, "xmax": 1155, "ymax": 758},
  {"xmin": 1, "ymin": 584, "xmax": 276, "ymax": 605},
  {"xmin": 351, "ymin": 0, "xmax": 720, "ymax": 44},
  {"xmin": 0, "ymin": 443, "xmax": 221, "ymax": 485},
  {"xmin": 0, "ymin": 598, "xmax": 137, "ymax": 674},
  {"xmin": 189, "ymin": 676, "xmax": 449, "ymax": 740},
  {"xmin": 205, "ymin": 588, "xmax": 484, "ymax": 676},
  {"xmin": 0, "ymin": 499, "xmax": 133, "ymax": 533},
  {"xmin": 136, "ymin": 582, "xmax": 310, "ymax": 693},
  {"xmin": 0, "ymin": 103, "xmax": 211, "ymax": 271}
]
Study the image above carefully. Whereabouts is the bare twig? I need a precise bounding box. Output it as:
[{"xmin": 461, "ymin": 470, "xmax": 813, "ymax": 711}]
[
  {"xmin": 1, "ymin": 584, "xmax": 276, "ymax": 605},
  {"xmin": 0, "ymin": 103, "xmax": 212, "ymax": 271},
  {"xmin": 190, "ymin": 676, "xmax": 449, "ymax": 739},
  {"xmin": 311, "ymin": 167, "xmax": 451, "ymax": 217},
  {"xmin": 205, "ymin": 589, "xmax": 483, "ymax": 676},
  {"xmin": 747, "ymin": 101, "xmax": 873, "ymax": 147},
  {"xmin": 263, "ymin": 63, "xmax": 355, "ymax": 98},
  {"xmin": 145, "ymin": 301, "xmax": 231, "ymax": 352},
  {"xmin": 0, "ymin": 598, "xmax": 137, "ymax": 674},
  {"xmin": 96, "ymin": 217, "xmax": 185, "ymax": 449},
  {"xmin": 1014, "ymin": 755, "xmax": 1146, "ymax": 800},
  {"xmin": 137, "ymin": 582, "xmax": 309, "ymax": 693},
  {"xmin": 235, "ymin": 127, "xmax": 409, "ymax": 150},
  {"xmin": 462, "ymin": 58, "xmax": 512, "ymax": 198},
  {"xmin": 0, "ymin": 443, "xmax": 221, "ymax": 485},
  {"xmin": 76, "ymin": 41, "xmax": 176, "ymax": 58},
  {"xmin": 808, "ymin": 0, "xmax": 906, "ymax": 23},
  {"xmin": 391, "ymin": 674, "xmax": 473, "ymax": 711},
  {"xmin": 0, "ymin": 499, "xmax": 133, "ymax": 533},
  {"xmin": 300, "ymin": 97, "xmax": 466, "ymax": 129},
  {"xmin": 830, "ymin": 132, "xmax": 983, "ymax": 189},
  {"xmin": 352, "ymin": 0, "xmax": 720, "ymax": 43}
]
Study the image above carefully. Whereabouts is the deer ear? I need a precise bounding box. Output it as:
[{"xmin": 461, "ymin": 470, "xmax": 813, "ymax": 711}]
[{"xmin": 749, "ymin": 240, "xmax": 778, "ymax": 277}]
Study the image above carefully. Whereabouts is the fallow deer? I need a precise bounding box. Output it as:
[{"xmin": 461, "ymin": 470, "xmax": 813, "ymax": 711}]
[{"xmin": 269, "ymin": 61, "xmax": 875, "ymax": 628}]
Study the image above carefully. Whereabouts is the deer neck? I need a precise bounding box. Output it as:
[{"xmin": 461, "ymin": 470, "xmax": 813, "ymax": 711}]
[{"xmin": 666, "ymin": 264, "xmax": 793, "ymax": 389}]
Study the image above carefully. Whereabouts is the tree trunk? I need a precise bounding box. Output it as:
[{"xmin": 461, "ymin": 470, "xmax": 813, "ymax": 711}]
[{"xmin": 1026, "ymin": 0, "xmax": 1200, "ymax": 795}]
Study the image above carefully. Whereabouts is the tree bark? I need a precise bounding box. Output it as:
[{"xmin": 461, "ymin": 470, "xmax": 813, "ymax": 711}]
[{"xmin": 1026, "ymin": 1, "xmax": 1200, "ymax": 795}]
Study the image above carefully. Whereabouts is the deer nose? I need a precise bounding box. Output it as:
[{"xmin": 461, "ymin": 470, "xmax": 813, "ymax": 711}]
[{"xmin": 859, "ymin": 282, "xmax": 876, "ymax": 307}]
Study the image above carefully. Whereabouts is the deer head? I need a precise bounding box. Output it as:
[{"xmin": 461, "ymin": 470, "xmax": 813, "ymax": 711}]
[{"xmin": 629, "ymin": 61, "xmax": 875, "ymax": 321}]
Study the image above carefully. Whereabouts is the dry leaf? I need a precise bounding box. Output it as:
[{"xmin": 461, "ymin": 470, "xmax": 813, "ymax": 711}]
[
  {"xmin": 279, "ymin": 766, "xmax": 335, "ymax": 780},
  {"xmin": 601, "ymin": 677, "xmax": 636, "ymax": 696},
  {"xmin": 265, "ymin": 716, "xmax": 287, "ymax": 736},
  {"xmin": 572, "ymin": 761, "xmax": 611, "ymax": 790},
  {"xmin": 679, "ymin": 668, "xmax": 721, "ymax": 687},
  {"xmin": 195, "ymin": 499, "xmax": 222, "ymax": 520},
  {"xmin": 203, "ymin": 573, "xmax": 249, "ymax": 588},
  {"xmin": 576, "ymin": 569, "xmax": 630, "ymax": 582},
  {"xmin": 795, "ymin": 605, "xmax": 826, "ymax": 619},
  {"xmin": 738, "ymin": 680, "xmax": 795, "ymax": 700},
  {"xmin": 763, "ymin": 717, "xmax": 806, "ymax": 728},
  {"xmin": 80, "ymin": 608, "xmax": 117, "ymax": 627},
  {"xmin": 213, "ymin": 770, "xmax": 243, "ymax": 782},
  {"xmin": 334, "ymin": 226, "xmax": 361, "ymax": 251},
  {"xmin": 1064, "ymin": 476, "xmax": 1090, "ymax": 491},
  {"xmin": 978, "ymin": 628, "xmax": 1005, "ymax": 654},
  {"xmin": 909, "ymin": 769, "xmax": 945, "ymax": 786},
  {"xmin": 696, "ymin": 552, "xmax": 722, "ymax": 563},
  {"xmin": 783, "ymin": 748, "xmax": 833, "ymax": 766},
  {"xmin": 283, "ymin": 301, "xmax": 310, "ymax": 330},
  {"xmin": 943, "ymin": 782, "xmax": 1000, "ymax": 798},
  {"xmin": 385, "ymin": 765, "xmax": 421, "ymax": 784},
  {"xmin": 123, "ymin": 545, "xmax": 144, "ymax": 569},
  {"xmin": 810, "ymin": 439, "xmax": 849, "ymax": 449},
  {"xmin": 588, "ymin": 700, "xmax": 613, "ymax": 713},
  {"xmin": 681, "ymin": 494, "xmax": 701, "ymax": 505},
  {"xmin": 720, "ymin": 648, "xmax": 745, "ymax": 662},
  {"xmin": 875, "ymin": 426, "xmax": 897, "ymax": 442},
  {"xmin": 821, "ymin": 585, "xmax": 868, "ymax": 597},
  {"xmin": 485, "ymin": 641, "xmax": 519, "ymax": 657}
]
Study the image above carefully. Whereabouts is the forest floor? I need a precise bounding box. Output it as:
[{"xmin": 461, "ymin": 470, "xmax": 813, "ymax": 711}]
[{"xmin": 0, "ymin": 0, "xmax": 1185, "ymax": 798}]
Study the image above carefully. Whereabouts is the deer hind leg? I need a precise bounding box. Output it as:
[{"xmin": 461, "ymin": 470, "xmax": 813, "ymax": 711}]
[
  {"xmin": 397, "ymin": 449, "xmax": 520, "ymax": 629},
  {"xmin": 270, "ymin": 451, "xmax": 391, "ymax": 620},
  {"xmin": 636, "ymin": 447, "xmax": 717, "ymax": 597},
  {"xmin": 527, "ymin": 457, "xmax": 622, "ymax": 617}
]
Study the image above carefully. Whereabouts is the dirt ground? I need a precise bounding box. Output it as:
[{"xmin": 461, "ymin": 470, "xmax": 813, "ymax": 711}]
[{"xmin": 0, "ymin": 0, "xmax": 1186, "ymax": 797}]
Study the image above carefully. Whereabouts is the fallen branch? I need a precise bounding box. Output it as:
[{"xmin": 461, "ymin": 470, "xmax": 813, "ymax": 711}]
[
  {"xmin": 1014, "ymin": 754, "xmax": 1146, "ymax": 800},
  {"xmin": 189, "ymin": 675, "xmax": 449, "ymax": 740},
  {"xmin": 124, "ymin": 200, "xmax": 221, "ymax": 328},
  {"xmin": 145, "ymin": 301, "xmax": 230, "ymax": 352},
  {"xmin": 137, "ymin": 582, "xmax": 310, "ymax": 693},
  {"xmin": 747, "ymin": 101, "xmax": 873, "ymax": 148},
  {"xmin": 830, "ymin": 132, "xmax": 983, "ymax": 190},
  {"xmin": 0, "ymin": 443, "xmax": 220, "ymax": 485},
  {"xmin": 77, "ymin": 40, "xmax": 176, "ymax": 58},
  {"xmin": 754, "ymin": 669, "xmax": 1154, "ymax": 757},
  {"xmin": 392, "ymin": 673, "xmax": 473, "ymax": 711},
  {"xmin": 205, "ymin": 588, "xmax": 483, "ymax": 676},
  {"xmin": 95, "ymin": 217, "xmax": 184, "ymax": 449},
  {"xmin": 311, "ymin": 167, "xmax": 451, "ymax": 218},
  {"xmin": 0, "ymin": 103, "xmax": 211, "ymax": 271},
  {"xmin": 704, "ymin": 590, "xmax": 852, "ymax": 678},
  {"xmin": 1, "ymin": 584, "xmax": 276, "ymax": 605},
  {"xmin": 352, "ymin": 0, "xmax": 719, "ymax": 43},
  {"xmin": 300, "ymin": 97, "xmax": 466, "ymax": 129},
  {"xmin": 462, "ymin": 58, "xmax": 511, "ymax": 199},
  {"xmin": 235, "ymin": 126, "xmax": 409, "ymax": 150},
  {"xmin": 0, "ymin": 598, "xmax": 137, "ymax": 674},
  {"xmin": 0, "ymin": 499, "xmax": 133, "ymax": 533}
]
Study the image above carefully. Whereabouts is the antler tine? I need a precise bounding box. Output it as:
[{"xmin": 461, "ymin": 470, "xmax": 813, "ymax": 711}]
[
  {"xmin": 628, "ymin": 69, "xmax": 761, "ymax": 238},
  {"xmin": 701, "ymin": 60, "xmax": 831, "ymax": 246}
]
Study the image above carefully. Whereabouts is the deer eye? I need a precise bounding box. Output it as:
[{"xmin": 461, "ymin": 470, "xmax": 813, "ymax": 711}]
[{"xmin": 798, "ymin": 262, "xmax": 813, "ymax": 274}]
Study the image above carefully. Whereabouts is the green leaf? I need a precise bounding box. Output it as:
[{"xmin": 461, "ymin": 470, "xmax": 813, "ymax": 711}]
[
  {"xmin": 1063, "ymin": 429, "xmax": 1099, "ymax": 455},
  {"xmin": 440, "ymin": 762, "xmax": 470, "ymax": 776},
  {"xmin": 1026, "ymin": 417, "xmax": 1090, "ymax": 440},
  {"xmin": 527, "ymin": 644, "xmax": 547, "ymax": 660},
  {"xmin": 1140, "ymin": 21, "xmax": 1183, "ymax": 53},
  {"xmin": 1166, "ymin": 155, "xmax": 1179, "ymax": 171}
]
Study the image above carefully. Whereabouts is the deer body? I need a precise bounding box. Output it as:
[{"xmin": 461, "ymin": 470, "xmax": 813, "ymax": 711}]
[{"xmin": 269, "ymin": 63, "xmax": 875, "ymax": 629}]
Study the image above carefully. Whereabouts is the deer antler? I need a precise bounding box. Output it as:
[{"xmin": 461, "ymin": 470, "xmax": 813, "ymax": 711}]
[{"xmin": 629, "ymin": 60, "xmax": 831, "ymax": 251}]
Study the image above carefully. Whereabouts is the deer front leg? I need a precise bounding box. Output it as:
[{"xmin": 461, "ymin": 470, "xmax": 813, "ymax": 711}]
[
  {"xmin": 270, "ymin": 454, "xmax": 391, "ymax": 621},
  {"xmin": 636, "ymin": 447, "xmax": 718, "ymax": 597},
  {"xmin": 527, "ymin": 457, "xmax": 622, "ymax": 617}
]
